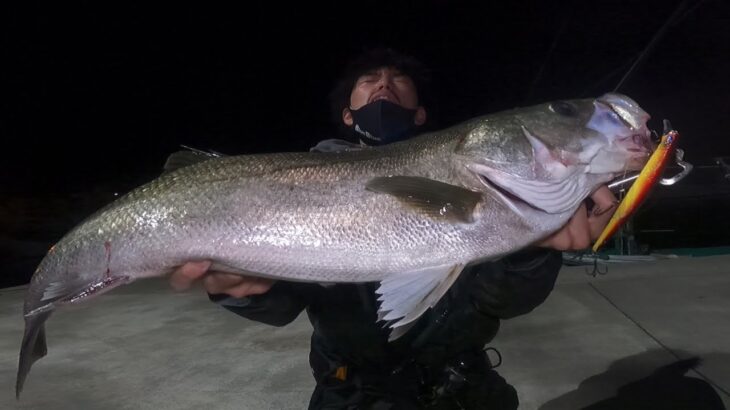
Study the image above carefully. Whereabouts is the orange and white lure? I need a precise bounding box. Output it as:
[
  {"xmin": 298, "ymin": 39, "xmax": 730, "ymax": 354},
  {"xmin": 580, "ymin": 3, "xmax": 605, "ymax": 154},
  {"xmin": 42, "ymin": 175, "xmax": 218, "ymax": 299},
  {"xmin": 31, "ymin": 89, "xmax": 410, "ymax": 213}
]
[{"xmin": 592, "ymin": 129, "xmax": 680, "ymax": 252}]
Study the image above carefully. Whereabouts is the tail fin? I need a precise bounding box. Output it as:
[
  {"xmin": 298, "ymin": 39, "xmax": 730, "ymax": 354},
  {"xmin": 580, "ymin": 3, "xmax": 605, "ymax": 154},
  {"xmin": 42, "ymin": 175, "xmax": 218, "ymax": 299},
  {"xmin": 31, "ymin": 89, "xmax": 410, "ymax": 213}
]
[{"xmin": 16, "ymin": 310, "xmax": 53, "ymax": 399}]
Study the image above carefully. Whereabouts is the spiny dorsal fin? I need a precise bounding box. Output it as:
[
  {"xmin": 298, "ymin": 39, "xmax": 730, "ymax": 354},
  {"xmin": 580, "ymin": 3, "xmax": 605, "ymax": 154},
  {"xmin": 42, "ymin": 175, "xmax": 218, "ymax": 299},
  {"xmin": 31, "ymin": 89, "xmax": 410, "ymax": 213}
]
[
  {"xmin": 365, "ymin": 176, "xmax": 482, "ymax": 223},
  {"xmin": 163, "ymin": 146, "xmax": 226, "ymax": 173}
]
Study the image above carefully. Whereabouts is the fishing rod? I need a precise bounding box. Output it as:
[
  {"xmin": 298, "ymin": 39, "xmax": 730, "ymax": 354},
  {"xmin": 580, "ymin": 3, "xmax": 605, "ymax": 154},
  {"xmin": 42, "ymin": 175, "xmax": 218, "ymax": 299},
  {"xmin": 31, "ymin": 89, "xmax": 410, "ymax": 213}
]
[
  {"xmin": 604, "ymin": 0, "xmax": 699, "ymax": 192},
  {"xmin": 613, "ymin": 0, "xmax": 694, "ymax": 92},
  {"xmin": 583, "ymin": 1, "xmax": 704, "ymax": 259}
]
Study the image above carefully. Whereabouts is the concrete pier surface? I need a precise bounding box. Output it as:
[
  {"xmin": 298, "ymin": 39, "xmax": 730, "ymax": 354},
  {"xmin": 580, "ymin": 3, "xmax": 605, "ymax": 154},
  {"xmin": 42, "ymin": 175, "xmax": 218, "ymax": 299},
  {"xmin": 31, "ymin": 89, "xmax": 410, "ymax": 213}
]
[{"xmin": 1, "ymin": 254, "xmax": 728, "ymax": 409}]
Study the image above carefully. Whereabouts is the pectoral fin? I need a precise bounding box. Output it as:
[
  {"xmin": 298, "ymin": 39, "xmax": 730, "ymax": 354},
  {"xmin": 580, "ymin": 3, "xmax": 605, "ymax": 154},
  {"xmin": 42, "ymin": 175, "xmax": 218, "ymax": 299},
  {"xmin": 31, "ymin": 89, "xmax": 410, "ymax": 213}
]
[
  {"xmin": 376, "ymin": 263, "xmax": 465, "ymax": 341},
  {"xmin": 365, "ymin": 176, "xmax": 482, "ymax": 223}
]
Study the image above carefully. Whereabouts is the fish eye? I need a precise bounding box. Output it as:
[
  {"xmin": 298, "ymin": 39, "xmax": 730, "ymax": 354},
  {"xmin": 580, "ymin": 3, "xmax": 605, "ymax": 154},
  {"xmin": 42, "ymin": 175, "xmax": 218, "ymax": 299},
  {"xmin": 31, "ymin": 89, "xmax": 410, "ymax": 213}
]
[{"xmin": 549, "ymin": 101, "xmax": 578, "ymax": 117}]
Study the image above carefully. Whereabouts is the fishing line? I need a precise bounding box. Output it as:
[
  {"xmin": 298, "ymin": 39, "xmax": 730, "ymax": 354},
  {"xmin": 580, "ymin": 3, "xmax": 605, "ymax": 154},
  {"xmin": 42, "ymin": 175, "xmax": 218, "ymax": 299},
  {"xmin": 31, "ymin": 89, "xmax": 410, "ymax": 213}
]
[
  {"xmin": 613, "ymin": 0, "xmax": 692, "ymax": 92},
  {"xmin": 580, "ymin": 58, "xmax": 634, "ymax": 97},
  {"xmin": 523, "ymin": 0, "xmax": 574, "ymax": 103}
]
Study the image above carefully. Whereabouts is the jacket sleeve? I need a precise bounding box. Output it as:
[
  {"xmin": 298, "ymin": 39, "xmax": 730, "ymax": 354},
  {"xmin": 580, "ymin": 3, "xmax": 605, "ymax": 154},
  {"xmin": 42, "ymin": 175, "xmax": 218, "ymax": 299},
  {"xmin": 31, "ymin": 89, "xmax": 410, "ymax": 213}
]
[
  {"xmin": 469, "ymin": 247, "xmax": 563, "ymax": 319},
  {"xmin": 208, "ymin": 281, "xmax": 322, "ymax": 327}
]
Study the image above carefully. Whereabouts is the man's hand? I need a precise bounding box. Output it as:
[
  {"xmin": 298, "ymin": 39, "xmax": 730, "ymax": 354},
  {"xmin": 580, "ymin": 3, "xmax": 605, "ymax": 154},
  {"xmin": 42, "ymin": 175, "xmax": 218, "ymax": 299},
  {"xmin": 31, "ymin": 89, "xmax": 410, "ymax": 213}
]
[
  {"xmin": 537, "ymin": 186, "xmax": 618, "ymax": 251},
  {"xmin": 169, "ymin": 260, "xmax": 275, "ymax": 298}
]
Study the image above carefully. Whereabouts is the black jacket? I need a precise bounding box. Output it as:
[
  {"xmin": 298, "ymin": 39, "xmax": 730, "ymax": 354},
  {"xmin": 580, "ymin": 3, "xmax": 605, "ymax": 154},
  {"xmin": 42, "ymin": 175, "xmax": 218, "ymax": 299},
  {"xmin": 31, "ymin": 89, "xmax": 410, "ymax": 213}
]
[{"xmin": 209, "ymin": 247, "xmax": 562, "ymax": 372}]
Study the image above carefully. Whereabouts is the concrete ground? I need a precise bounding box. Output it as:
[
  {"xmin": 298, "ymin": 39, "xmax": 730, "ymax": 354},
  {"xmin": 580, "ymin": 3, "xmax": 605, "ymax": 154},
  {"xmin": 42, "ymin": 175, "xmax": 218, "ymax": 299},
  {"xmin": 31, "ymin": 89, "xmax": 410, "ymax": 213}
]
[{"xmin": 1, "ymin": 254, "xmax": 729, "ymax": 409}]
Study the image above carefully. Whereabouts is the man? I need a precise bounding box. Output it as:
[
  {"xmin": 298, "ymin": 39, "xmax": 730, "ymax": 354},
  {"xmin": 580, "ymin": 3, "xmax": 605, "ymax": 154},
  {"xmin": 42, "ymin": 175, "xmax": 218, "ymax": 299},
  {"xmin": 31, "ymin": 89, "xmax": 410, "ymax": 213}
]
[{"xmin": 171, "ymin": 48, "xmax": 617, "ymax": 409}]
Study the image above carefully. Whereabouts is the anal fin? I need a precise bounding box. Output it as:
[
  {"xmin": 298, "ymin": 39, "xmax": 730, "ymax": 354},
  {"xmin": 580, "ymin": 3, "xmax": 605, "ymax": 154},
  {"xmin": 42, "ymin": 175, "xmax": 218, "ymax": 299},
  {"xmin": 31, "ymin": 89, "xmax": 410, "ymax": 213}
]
[
  {"xmin": 41, "ymin": 276, "xmax": 130, "ymax": 305},
  {"xmin": 376, "ymin": 263, "xmax": 465, "ymax": 341}
]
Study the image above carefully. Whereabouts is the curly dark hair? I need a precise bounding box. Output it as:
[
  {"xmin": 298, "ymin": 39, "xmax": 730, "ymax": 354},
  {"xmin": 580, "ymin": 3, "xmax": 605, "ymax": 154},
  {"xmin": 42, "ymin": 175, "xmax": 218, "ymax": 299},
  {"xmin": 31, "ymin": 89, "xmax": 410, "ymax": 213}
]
[{"xmin": 328, "ymin": 47, "xmax": 434, "ymax": 137}]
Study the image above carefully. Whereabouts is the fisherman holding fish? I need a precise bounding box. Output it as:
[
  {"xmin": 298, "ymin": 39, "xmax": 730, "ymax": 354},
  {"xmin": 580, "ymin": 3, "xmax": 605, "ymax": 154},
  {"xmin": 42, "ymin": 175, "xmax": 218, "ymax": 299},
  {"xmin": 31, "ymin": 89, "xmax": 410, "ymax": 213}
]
[{"xmin": 170, "ymin": 48, "xmax": 620, "ymax": 409}]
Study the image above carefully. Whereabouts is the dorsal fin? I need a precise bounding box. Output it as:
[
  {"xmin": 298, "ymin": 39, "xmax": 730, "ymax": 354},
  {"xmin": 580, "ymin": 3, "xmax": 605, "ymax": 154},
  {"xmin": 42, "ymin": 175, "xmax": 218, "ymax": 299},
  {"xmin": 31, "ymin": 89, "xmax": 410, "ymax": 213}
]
[{"xmin": 162, "ymin": 146, "xmax": 225, "ymax": 173}]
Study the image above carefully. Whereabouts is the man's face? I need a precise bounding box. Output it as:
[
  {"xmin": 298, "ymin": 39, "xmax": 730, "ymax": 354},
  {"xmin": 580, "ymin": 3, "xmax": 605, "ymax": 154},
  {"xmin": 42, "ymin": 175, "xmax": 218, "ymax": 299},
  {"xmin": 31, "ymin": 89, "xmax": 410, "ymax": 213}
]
[
  {"xmin": 343, "ymin": 66, "xmax": 426, "ymax": 127},
  {"xmin": 350, "ymin": 67, "xmax": 420, "ymax": 110}
]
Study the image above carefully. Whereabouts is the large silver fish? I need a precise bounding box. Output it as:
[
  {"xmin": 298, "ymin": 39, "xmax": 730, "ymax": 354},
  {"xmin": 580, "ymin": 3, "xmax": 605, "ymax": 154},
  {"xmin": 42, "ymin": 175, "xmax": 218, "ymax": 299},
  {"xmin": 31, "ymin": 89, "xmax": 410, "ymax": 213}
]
[{"xmin": 16, "ymin": 92, "xmax": 653, "ymax": 397}]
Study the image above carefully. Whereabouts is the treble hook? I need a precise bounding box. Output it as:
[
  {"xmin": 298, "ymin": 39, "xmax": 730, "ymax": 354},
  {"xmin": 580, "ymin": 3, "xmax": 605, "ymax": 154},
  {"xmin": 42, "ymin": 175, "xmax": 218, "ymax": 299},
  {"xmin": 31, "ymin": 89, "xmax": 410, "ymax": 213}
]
[
  {"xmin": 607, "ymin": 119, "xmax": 692, "ymax": 192},
  {"xmin": 585, "ymin": 253, "xmax": 608, "ymax": 276}
]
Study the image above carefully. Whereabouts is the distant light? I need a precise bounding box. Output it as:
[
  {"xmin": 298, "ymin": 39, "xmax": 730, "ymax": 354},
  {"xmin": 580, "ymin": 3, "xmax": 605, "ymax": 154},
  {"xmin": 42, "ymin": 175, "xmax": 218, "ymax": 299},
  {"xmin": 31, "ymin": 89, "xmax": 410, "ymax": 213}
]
[{"xmin": 113, "ymin": 192, "xmax": 119, "ymax": 196}]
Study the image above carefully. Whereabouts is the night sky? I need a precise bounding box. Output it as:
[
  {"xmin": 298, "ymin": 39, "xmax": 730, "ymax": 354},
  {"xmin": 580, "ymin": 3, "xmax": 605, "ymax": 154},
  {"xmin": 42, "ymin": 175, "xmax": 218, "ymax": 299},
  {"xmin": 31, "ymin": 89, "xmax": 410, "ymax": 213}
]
[
  {"xmin": 1, "ymin": 1, "xmax": 730, "ymax": 285},
  {"xmin": 4, "ymin": 0, "xmax": 729, "ymax": 195}
]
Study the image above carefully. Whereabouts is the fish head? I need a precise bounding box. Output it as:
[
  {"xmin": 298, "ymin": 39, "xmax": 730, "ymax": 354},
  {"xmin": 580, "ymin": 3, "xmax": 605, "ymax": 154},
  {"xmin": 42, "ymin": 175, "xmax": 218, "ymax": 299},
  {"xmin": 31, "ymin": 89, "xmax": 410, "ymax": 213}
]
[
  {"xmin": 584, "ymin": 93, "xmax": 654, "ymax": 173},
  {"xmin": 456, "ymin": 92, "xmax": 653, "ymax": 181},
  {"xmin": 521, "ymin": 92, "xmax": 654, "ymax": 177},
  {"xmin": 454, "ymin": 93, "xmax": 653, "ymax": 214}
]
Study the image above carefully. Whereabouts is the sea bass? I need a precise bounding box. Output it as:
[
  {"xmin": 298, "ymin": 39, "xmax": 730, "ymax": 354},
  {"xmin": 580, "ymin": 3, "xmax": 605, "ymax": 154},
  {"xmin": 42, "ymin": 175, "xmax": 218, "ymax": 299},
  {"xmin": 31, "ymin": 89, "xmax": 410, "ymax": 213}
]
[{"xmin": 16, "ymin": 92, "xmax": 653, "ymax": 397}]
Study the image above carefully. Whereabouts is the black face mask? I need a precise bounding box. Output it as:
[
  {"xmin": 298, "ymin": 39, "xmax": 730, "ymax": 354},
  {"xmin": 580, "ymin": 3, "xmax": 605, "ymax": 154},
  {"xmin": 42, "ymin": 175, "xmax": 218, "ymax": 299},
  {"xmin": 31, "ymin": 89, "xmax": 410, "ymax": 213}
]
[{"xmin": 349, "ymin": 100, "xmax": 419, "ymax": 146}]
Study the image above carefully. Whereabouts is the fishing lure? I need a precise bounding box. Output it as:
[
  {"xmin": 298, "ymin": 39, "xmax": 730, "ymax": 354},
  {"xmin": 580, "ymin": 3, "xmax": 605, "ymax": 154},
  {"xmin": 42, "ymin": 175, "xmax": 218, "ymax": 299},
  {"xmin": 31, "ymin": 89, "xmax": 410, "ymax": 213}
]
[{"xmin": 592, "ymin": 129, "xmax": 680, "ymax": 252}]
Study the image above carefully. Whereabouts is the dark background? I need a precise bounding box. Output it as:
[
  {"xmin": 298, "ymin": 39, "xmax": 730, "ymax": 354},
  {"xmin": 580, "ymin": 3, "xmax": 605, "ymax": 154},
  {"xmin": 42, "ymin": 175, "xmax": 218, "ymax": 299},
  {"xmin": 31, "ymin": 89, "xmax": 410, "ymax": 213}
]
[{"xmin": 2, "ymin": 0, "xmax": 730, "ymax": 287}]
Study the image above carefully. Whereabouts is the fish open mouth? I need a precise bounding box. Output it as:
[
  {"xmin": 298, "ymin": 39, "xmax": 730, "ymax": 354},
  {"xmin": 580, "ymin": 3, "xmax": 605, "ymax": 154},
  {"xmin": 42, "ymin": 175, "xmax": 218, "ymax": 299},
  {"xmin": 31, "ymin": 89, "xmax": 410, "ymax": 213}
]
[
  {"xmin": 622, "ymin": 134, "xmax": 655, "ymax": 170},
  {"xmin": 623, "ymin": 133, "xmax": 654, "ymax": 153},
  {"xmin": 591, "ymin": 94, "xmax": 653, "ymax": 160}
]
